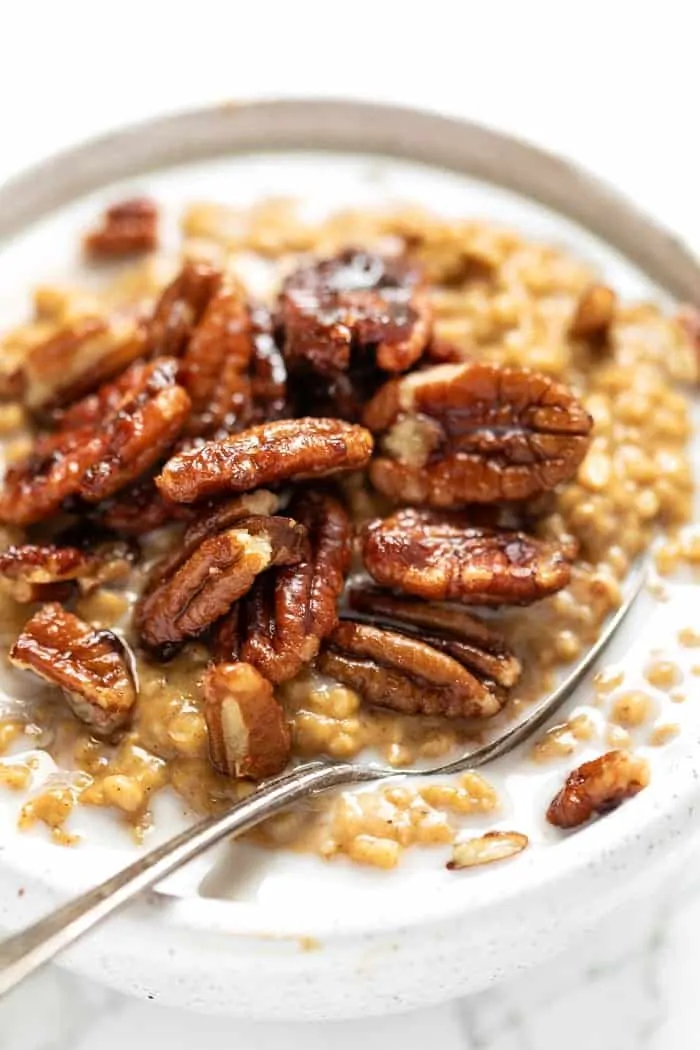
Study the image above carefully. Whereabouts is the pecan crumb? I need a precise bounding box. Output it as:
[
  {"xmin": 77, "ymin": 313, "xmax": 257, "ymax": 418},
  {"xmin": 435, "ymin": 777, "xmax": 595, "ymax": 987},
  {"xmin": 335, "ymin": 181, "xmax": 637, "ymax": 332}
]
[
  {"xmin": 447, "ymin": 830, "xmax": 528, "ymax": 869},
  {"xmin": 569, "ymin": 284, "xmax": 617, "ymax": 341}
]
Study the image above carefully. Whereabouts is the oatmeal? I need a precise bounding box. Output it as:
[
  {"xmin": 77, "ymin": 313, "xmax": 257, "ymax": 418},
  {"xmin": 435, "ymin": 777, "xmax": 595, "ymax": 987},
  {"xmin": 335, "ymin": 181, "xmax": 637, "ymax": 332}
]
[{"xmin": 0, "ymin": 197, "xmax": 695, "ymax": 866}]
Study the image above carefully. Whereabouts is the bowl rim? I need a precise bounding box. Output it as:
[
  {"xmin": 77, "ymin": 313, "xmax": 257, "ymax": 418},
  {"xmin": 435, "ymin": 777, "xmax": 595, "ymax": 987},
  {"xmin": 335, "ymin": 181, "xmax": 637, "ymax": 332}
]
[{"xmin": 1, "ymin": 96, "xmax": 699, "ymax": 947}]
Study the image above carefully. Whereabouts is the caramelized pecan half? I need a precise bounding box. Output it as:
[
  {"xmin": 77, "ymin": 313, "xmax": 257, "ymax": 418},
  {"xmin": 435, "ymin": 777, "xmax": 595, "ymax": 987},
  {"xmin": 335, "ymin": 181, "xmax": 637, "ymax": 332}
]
[
  {"xmin": 135, "ymin": 512, "xmax": 306, "ymax": 648},
  {"xmin": 203, "ymin": 661, "xmax": 290, "ymax": 780},
  {"xmin": 9, "ymin": 603, "xmax": 136, "ymax": 735},
  {"xmin": 0, "ymin": 358, "xmax": 191, "ymax": 525},
  {"xmin": 20, "ymin": 315, "xmax": 148, "ymax": 413},
  {"xmin": 546, "ymin": 750, "xmax": 650, "ymax": 829},
  {"xmin": 361, "ymin": 508, "xmax": 573, "ymax": 605},
  {"xmin": 364, "ymin": 362, "xmax": 593, "ymax": 506},
  {"xmin": 347, "ymin": 584, "xmax": 521, "ymax": 688},
  {"xmin": 83, "ymin": 198, "xmax": 158, "ymax": 259},
  {"xmin": 146, "ymin": 260, "xmax": 221, "ymax": 358},
  {"xmin": 90, "ymin": 475, "xmax": 196, "ymax": 535},
  {"xmin": 569, "ymin": 284, "xmax": 617, "ymax": 341},
  {"xmin": 318, "ymin": 620, "xmax": 503, "ymax": 719},
  {"xmin": 279, "ymin": 249, "xmax": 432, "ymax": 376},
  {"xmin": 217, "ymin": 488, "xmax": 352, "ymax": 682},
  {"xmin": 179, "ymin": 273, "xmax": 254, "ymax": 436},
  {"xmin": 0, "ymin": 541, "xmax": 132, "ymax": 603},
  {"xmin": 156, "ymin": 418, "xmax": 373, "ymax": 504}
]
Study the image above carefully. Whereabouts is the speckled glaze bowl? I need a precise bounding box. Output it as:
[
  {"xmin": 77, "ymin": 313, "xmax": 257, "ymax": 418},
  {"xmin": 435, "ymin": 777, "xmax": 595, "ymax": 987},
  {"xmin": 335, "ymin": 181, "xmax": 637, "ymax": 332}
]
[{"xmin": 0, "ymin": 101, "xmax": 699, "ymax": 1019}]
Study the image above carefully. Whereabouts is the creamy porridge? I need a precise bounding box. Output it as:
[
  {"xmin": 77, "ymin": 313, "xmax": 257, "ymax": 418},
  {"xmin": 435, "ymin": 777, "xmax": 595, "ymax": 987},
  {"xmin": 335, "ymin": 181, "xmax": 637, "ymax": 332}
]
[{"xmin": 0, "ymin": 197, "xmax": 696, "ymax": 868}]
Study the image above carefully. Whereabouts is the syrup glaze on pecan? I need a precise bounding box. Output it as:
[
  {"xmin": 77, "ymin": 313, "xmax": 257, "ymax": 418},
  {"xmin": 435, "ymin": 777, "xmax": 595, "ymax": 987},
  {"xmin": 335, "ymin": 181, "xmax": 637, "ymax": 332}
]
[
  {"xmin": 279, "ymin": 249, "xmax": 432, "ymax": 376},
  {"xmin": 216, "ymin": 488, "xmax": 352, "ymax": 682},
  {"xmin": 146, "ymin": 260, "xmax": 221, "ymax": 358},
  {"xmin": 364, "ymin": 362, "xmax": 593, "ymax": 506},
  {"xmin": 347, "ymin": 584, "xmax": 521, "ymax": 688},
  {"xmin": 156, "ymin": 418, "xmax": 373, "ymax": 504},
  {"xmin": 83, "ymin": 198, "xmax": 158, "ymax": 260},
  {"xmin": 319, "ymin": 620, "xmax": 504, "ymax": 719},
  {"xmin": 135, "ymin": 513, "xmax": 306, "ymax": 648},
  {"xmin": 0, "ymin": 357, "xmax": 190, "ymax": 525},
  {"xmin": 203, "ymin": 661, "xmax": 290, "ymax": 780},
  {"xmin": 9, "ymin": 603, "xmax": 136, "ymax": 735},
  {"xmin": 0, "ymin": 541, "xmax": 132, "ymax": 603},
  {"xmin": 361, "ymin": 508, "xmax": 573, "ymax": 605},
  {"xmin": 546, "ymin": 750, "xmax": 650, "ymax": 829}
]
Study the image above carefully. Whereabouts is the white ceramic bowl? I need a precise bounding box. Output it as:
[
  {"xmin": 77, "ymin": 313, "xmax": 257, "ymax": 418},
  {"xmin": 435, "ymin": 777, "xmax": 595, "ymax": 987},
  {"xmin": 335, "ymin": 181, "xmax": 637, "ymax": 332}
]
[{"xmin": 0, "ymin": 101, "xmax": 699, "ymax": 1020}]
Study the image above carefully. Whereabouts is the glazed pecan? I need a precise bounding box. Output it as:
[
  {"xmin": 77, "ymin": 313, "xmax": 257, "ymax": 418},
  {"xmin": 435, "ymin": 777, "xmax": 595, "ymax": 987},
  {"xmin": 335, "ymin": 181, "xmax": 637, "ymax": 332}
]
[
  {"xmin": 179, "ymin": 273, "xmax": 253, "ymax": 436},
  {"xmin": 569, "ymin": 284, "xmax": 617, "ymax": 341},
  {"xmin": 546, "ymin": 750, "xmax": 650, "ymax": 829},
  {"xmin": 203, "ymin": 661, "xmax": 290, "ymax": 780},
  {"xmin": 76, "ymin": 357, "xmax": 191, "ymax": 503},
  {"xmin": 0, "ymin": 540, "xmax": 133, "ymax": 603},
  {"xmin": 83, "ymin": 198, "xmax": 158, "ymax": 259},
  {"xmin": 156, "ymin": 418, "xmax": 373, "ymax": 504},
  {"xmin": 146, "ymin": 260, "xmax": 221, "ymax": 357},
  {"xmin": 9, "ymin": 603, "xmax": 136, "ymax": 735},
  {"xmin": 217, "ymin": 488, "xmax": 352, "ymax": 682},
  {"xmin": 364, "ymin": 362, "xmax": 593, "ymax": 506},
  {"xmin": 347, "ymin": 584, "xmax": 521, "ymax": 688},
  {"xmin": 90, "ymin": 475, "xmax": 195, "ymax": 535},
  {"xmin": 360, "ymin": 508, "xmax": 573, "ymax": 605},
  {"xmin": 248, "ymin": 307, "xmax": 290, "ymax": 423},
  {"xmin": 20, "ymin": 315, "xmax": 148, "ymax": 412},
  {"xmin": 279, "ymin": 249, "xmax": 432, "ymax": 376},
  {"xmin": 318, "ymin": 620, "xmax": 504, "ymax": 719},
  {"xmin": 0, "ymin": 357, "xmax": 190, "ymax": 525},
  {"xmin": 136, "ymin": 512, "xmax": 306, "ymax": 648}
]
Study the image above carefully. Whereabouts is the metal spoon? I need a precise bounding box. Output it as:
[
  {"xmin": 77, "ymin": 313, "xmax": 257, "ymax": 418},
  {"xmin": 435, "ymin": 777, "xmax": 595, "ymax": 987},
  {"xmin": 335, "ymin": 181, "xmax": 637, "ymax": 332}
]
[{"xmin": 0, "ymin": 560, "xmax": 646, "ymax": 997}]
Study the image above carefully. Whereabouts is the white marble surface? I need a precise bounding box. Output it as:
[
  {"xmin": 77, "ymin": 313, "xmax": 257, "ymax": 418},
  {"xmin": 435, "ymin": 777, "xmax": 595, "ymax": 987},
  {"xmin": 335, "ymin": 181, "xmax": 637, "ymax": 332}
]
[{"xmin": 1, "ymin": 2, "xmax": 699, "ymax": 1047}]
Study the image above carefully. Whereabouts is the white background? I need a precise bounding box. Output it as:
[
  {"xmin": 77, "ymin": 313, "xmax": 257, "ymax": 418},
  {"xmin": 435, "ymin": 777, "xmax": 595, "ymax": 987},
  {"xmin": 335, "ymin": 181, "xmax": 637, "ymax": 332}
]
[{"xmin": 1, "ymin": 2, "xmax": 700, "ymax": 1048}]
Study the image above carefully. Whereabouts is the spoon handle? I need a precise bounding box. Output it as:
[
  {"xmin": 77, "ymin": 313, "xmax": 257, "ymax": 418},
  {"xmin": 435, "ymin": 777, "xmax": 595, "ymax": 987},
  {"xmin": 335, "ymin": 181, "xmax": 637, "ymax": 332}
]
[{"xmin": 0, "ymin": 760, "xmax": 371, "ymax": 998}]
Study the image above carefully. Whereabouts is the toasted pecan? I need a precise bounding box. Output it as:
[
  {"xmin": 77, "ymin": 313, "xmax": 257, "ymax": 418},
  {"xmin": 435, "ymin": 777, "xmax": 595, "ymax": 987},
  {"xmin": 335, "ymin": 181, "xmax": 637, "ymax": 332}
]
[
  {"xmin": 364, "ymin": 362, "xmax": 593, "ymax": 506},
  {"xmin": 319, "ymin": 620, "xmax": 503, "ymax": 719},
  {"xmin": 203, "ymin": 661, "xmax": 290, "ymax": 780},
  {"xmin": 361, "ymin": 508, "xmax": 573, "ymax": 605},
  {"xmin": 218, "ymin": 488, "xmax": 352, "ymax": 682},
  {"xmin": 546, "ymin": 750, "xmax": 650, "ymax": 829},
  {"xmin": 83, "ymin": 198, "xmax": 158, "ymax": 260},
  {"xmin": 156, "ymin": 418, "xmax": 373, "ymax": 504},
  {"xmin": 135, "ymin": 513, "xmax": 306, "ymax": 648},
  {"xmin": 9, "ymin": 603, "xmax": 136, "ymax": 735}
]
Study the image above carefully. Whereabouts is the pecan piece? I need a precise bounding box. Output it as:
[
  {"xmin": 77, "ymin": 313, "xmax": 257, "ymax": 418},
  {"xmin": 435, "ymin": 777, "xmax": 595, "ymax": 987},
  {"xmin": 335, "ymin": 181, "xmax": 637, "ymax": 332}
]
[
  {"xmin": 219, "ymin": 488, "xmax": 352, "ymax": 682},
  {"xmin": 569, "ymin": 284, "xmax": 617, "ymax": 341},
  {"xmin": 77, "ymin": 357, "xmax": 191, "ymax": 503},
  {"xmin": 248, "ymin": 307, "xmax": 290, "ymax": 423},
  {"xmin": 0, "ymin": 358, "xmax": 191, "ymax": 525},
  {"xmin": 136, "ymin": 513, "xmax": 306, "ymax": 648},
  {"xmin": 203, "ymin": 661, "xmax": 290, "ymax": 780},
  {"xmin": 447, "ymin": 831, "xmax": 528, "ymax": 870},
  {"xmin": 83, "ymin": 197, "xmax": 158, "ymax": 259},
  {"xmin": 318, "ymin": 620, "xmax": 503, "ymax": 719},
  {"xmin": 91, "ymin": 475, "xmax": 196, "ymax": 535},
  {"xmin": 180, "ymin": 273, "xmax": 254, "ymax": 436},
  {"xmin": 156, "ymin": 418, "xmax": 373, "ymax": 504},
  {"xmin": 0, "ymin": 541, "xmax": 132, "ymax": 603},
  {"xmin": 546, "ymin": 750, "xmax": 650, "ymax": 829},
  {"xmin": 364, "ymin": 362, "xmax": 593, "ymax": 506},
  {"xmin": 146, "ymin": 260, "xmax": 221, "ymax": 357},
  {"xmin": 347, "ymin": 584, "xmax": 521, "ymax": 688},
  {"xmin": 361, "ymin": 508, "xmax": 573, "ymax": 605},
  {"xmin": 9, "ymin": 603, "xmax": 136, "ymax": 735},
  {"xmin": 21, "ymin": 315, "xmax": 148, "ymax": 412},
  {"xmin": 279, "ymin": 249, "xmax": 432, "ymax": 376}
]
